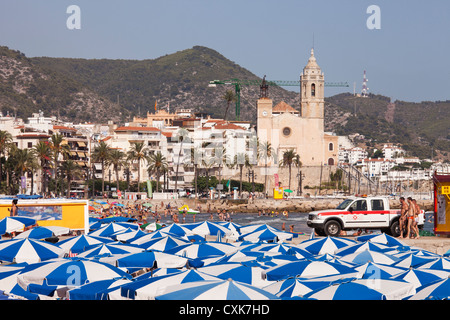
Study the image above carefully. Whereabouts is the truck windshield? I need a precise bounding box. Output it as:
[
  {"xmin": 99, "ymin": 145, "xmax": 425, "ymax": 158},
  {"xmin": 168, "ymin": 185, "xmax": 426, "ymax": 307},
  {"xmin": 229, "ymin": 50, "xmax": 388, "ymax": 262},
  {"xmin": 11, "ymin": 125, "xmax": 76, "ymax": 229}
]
[{"xmin": 336, "ymin": 199, "xmax": 354, "ymax": 210}]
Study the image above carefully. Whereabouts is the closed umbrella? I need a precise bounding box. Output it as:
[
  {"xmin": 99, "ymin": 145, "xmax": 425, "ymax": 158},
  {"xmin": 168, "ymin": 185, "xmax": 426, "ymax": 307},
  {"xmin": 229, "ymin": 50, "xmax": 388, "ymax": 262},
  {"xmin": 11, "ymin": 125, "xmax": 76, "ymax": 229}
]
[
  {"xmin": 0, "ymin": 238, "xmax": 64, "ymax": 263},
  {"xmin": 262, "ymin": 260, "xmax": 357, "ymax": 281},
  {"xmin": 120, "ymin": 269, "xmax": 221, "ymax": 300},
  {"xmin": 154, "ymin": 279, "xmax": 279, "ymax": 300},
  {"xmin": 295, "ymin": 236, "xmax": 357, "ymax": 255},
  {"xmin": 15, "ymin": 226, "xmax": 70, "ymax": 239}
]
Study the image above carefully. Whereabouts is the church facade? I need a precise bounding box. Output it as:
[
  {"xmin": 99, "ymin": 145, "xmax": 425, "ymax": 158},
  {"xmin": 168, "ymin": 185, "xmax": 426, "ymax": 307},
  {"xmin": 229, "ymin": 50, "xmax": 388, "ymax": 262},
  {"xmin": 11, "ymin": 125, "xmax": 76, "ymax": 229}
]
[{"xmin": 257, "ymin": 49, "xmax": 338, "ymax": 168}]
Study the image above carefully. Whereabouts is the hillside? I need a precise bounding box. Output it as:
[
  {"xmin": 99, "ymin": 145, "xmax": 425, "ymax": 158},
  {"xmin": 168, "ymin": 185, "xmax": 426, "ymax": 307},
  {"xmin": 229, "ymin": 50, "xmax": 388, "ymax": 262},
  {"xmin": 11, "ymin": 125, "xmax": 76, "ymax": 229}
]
[{"xmin": 1, "ymin": 45, "xmax": 448, "ymax": 160}]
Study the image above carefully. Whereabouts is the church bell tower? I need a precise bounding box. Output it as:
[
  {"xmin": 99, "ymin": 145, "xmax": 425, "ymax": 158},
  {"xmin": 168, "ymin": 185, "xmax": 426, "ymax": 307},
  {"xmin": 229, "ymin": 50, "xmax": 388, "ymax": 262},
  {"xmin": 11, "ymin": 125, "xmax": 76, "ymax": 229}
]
[{"xmin": 300, "ymin": 48, "xmax": 324, "ymax": 119}]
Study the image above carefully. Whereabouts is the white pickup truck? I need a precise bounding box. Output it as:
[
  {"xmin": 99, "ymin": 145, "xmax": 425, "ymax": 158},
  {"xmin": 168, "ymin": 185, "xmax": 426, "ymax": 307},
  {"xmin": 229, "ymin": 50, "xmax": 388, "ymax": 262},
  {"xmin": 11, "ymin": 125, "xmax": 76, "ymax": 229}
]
[{"xmin": 306, "ymin": 196, "xmax": 424, "ymax": 237}]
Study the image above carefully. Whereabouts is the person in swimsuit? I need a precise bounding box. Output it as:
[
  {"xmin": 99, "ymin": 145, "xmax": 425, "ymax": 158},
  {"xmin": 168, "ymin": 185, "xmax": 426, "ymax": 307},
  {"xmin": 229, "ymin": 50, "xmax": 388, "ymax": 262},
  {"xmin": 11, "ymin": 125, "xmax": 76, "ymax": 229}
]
[
  {"xmin": 412, "ymin": 199, "xmax": 420, "ymax": 239},
  {"xmin": 398, "ymin": 197, "xmax": 408, "ymax": 238},
  {"xmin": 405, "ymin": 197, "xmax": 415, "ymax": 239}
]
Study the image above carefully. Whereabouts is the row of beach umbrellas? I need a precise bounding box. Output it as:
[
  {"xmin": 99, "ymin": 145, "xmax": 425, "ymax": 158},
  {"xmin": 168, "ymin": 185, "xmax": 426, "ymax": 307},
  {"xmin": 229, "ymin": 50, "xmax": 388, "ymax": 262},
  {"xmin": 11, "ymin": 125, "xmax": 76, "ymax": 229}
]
[{"xmin": 0, "ymin": 216, "xmax": 449, "ymax": 300}]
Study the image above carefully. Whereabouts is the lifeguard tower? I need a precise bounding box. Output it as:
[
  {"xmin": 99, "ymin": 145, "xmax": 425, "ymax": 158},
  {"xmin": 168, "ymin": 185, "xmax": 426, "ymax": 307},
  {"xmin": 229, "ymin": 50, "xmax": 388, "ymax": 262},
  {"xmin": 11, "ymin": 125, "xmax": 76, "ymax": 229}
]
[{"xmin": 433, "ymin": 172, "xmax": 450, "ymax": 236}]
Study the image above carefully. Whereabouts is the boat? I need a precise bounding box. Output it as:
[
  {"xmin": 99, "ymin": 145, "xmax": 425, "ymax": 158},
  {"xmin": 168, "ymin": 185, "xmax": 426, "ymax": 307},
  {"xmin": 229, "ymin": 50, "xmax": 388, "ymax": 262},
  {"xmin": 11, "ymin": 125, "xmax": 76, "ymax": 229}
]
[{"xmin": 178, "ymin": 205, "xmax": 199, "ymax": 215}]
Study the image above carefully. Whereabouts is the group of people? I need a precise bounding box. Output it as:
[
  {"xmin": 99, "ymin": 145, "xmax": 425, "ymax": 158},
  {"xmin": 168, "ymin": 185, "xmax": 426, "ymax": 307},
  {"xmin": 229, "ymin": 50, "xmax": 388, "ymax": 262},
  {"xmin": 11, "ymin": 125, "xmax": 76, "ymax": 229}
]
[{"xmin": 399, "ymin": 196, "xmax": 421, "ymax": 239}]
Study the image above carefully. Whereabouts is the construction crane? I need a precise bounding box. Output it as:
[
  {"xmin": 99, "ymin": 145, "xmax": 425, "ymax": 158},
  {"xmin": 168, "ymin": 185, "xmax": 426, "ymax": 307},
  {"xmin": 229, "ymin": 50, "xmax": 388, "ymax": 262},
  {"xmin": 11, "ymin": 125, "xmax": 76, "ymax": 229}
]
[{"xmin": 208, "ymin": 78, "xmax": 349, "ymax": 120}]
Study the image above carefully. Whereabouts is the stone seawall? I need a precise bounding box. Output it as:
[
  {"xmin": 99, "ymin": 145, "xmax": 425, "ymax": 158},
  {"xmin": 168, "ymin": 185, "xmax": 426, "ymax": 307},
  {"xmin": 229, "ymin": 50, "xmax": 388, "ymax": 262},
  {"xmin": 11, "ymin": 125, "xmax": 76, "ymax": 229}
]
[{"xmin": 129, "ymin": 197, "xmax": 434, "ymax": 214}]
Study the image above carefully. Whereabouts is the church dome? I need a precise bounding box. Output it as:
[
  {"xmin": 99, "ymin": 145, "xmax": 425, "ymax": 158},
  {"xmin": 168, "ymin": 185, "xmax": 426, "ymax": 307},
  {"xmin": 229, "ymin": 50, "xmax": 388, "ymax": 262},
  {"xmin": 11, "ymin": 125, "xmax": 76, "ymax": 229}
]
[{"xmin": 304, "ymin": 48, "xmax": 320, "ymax": 70}]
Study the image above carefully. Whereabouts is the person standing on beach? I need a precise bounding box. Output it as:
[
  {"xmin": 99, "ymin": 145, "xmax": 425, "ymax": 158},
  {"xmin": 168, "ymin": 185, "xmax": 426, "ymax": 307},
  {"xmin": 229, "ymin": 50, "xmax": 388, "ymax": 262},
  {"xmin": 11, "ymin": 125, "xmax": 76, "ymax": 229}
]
[
  {"xmin": 412, "ymin": 199, "xmax": 421, "ymax": 239},
  {"xmin": 9, "ymin": 199, "xmax": 18, "ymax": 217},
  {"xmin": 405, "ymin": 197, "xmax": 415, "ymax": 239},
  {"xmin": 398, "ymin": 197, "xmax": 408, "ymax": 238}
]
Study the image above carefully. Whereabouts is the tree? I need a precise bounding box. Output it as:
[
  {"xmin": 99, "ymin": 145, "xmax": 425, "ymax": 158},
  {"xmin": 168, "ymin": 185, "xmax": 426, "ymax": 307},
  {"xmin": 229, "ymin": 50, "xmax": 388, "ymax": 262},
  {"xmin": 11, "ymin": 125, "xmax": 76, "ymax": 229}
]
[
  {"xmin": 222, "ymin": 90, "xmax": 235, "ymax": 121},
  {"xmin": 51, "ymin": 133, "xmax": 70, "ymax": 196},
  {"xmin": 185, "ymin": 147, "xmax": 202, "ymax": 199},
  {"xmin": 61, "ymin": 160, "xmax": 82, "ymax": 198},
  {"xmin": 280, "ymin": 149, "xmax": 298, "ymax": 190},
  {"xmin": 13, "ymin": 148, "xmax": 35, "ymax": 194},
  {"xmin": 147, "ymin": 151, "xmax": 168, "ymax": 192},
  {"xmin": 258, "ymin": 140, "xmax": 274, "ymax": 194},
  {"xmin": 127, "ymin": 142, "xmax": 148, "ymax": 193},
  {"xmin": 232, "ymin": 153, "xmax": 252, "ymax": 197},
  {"xmin": 92, "ymin": 141, "xmax": 111, "ymax": 195},
  {"xmin": 108, "ymin": 149, "xmax": 125, "ymax": 194},
  {"xmin": 33, "ymin": 141, "xmax": 53, "ymax": 194}
]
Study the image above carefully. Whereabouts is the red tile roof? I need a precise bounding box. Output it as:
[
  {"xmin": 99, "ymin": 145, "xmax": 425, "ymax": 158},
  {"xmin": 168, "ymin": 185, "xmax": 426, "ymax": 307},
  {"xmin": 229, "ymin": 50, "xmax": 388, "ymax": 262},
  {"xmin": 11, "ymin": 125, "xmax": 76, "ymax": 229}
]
[
  {"xmin": 272, "ymin": 101, "xmax": 299, "ymax": 113},
  {"xmin": 115, "ymin": 126, "xmax": 160, "ymax": 132}
]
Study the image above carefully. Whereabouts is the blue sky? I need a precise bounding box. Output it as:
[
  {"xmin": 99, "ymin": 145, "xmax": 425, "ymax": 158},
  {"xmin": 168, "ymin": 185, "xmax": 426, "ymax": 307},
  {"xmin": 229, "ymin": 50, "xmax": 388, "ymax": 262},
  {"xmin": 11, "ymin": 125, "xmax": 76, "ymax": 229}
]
[{"xmin": 1, "ymin": 0, "xmax": 449, "ymax": 102}]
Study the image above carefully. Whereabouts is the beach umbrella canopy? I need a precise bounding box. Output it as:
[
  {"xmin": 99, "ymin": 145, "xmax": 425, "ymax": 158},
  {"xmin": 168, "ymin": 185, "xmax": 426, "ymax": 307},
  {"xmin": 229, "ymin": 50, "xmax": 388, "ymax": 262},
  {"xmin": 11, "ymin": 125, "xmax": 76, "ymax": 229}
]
[
  {"xmin": 417, "ymin": 257, "xmax": 450, "ymax": 271},
  {"xmin": 334, "ymin": 241, "xmax": 394, "ymax": 257},
  {"xmin": 154, "ymin": 279, "xmax": 279, "ymax": 300},
  {"xmin": 88, "ymin": 222, "xmax": 130, "ymax": 238},
  {"xmin": 303, "ymin": 278, "xmax": 415, "ymax": 300},
  {"xmin": 390, "ymin": 269, "xmax": 450, "ymax": 290},
  {"xmin": 238, "ymin": 224, "xmax": 283, "ymax": 235},
  {"xmin": 115, "ymin": 229, "xmax": 147, "ymax": 242},
  {"xmin": 339, "ymin": 249, "xmax": 399, "ymax": 265},
  {"xmin": 408, "ymin": 277, "xmax": 450, "ymax": 300},
  {"xmin": 15, "ymin": 226, "xmax": 70, "ymax": 239},
  {"xmin": 137, "ymin": 235, "xmax": 190, "ymax": 252},
  {"xmin": 0, "ymin": 263, "xmax": 28, "ymax": 295},
  {"xmin": 262, "ymin": 260, "xmax": 357, "ymax": 281},
  {"xmin": 354, "ymin": 262, "xmax": 406, "ymax": 279},
  {"xmin": 158, "ymin": 224, "xmax": 194, "ymax": 237},
  {"xmin": 0, "ymin": 217, "xmax": 26, "ymax": 235},
  {"xmin": 216, "ymin": 221, "xmax": 242, "ymax": 233},
  {"xmin": 56, "ymin": 234, "xmax": 115, "ymax": 255},
  {"xmin": 76, "ymin": 243, "xmax": 144, "ymax": 259},
  {"xmin": 391, "ymin": 253, "xmax": 438, "ymax": 269},
  {"xmin": 67, "ymin": 278, "xmax": 132, "ymax": 300},
  {"xmin": 129, "ymin": 231, "xmax": 188, "ymax": 246},
  {"xmin": 197, "ymin": 263, "xmax": 272, "ymax": 288},
  {"xmin": 238, "ymin": 228, "xmax": 293, "ymax": 243},
  {"xmin": 115, "ymin": 251, "xmax": 189, "ymax": 270},
  {"xmin": 263, "ymin": 277, "xmax": 332, "ymax": 298},
  {"xmin": 183, "ymin": 221, "xmax": 233, "ymax": 237},
  {"xmin": 0, "ymin": 238, "xmax": 64, "ymax": 263},
  {"xmin": 120, "ymin": 269, "xmax": 221, "ymax": 300},
  {"xmin": 17, "ymin": 259, "xmax": 132, "ymax": 289},
  {"xmin": 355, "ymin": 233, "xmax": 406, "ymax": 247},
  {"xmin": 144, "ymin": 222, "xmax": 162, "ymax": 232},
  {"xmin": 295, "ymin": 236, "xmax": 357, "ymax": 255},
  {"xmin": 165, "ymin": 242, "xmax": 237, "ymax": 259}
]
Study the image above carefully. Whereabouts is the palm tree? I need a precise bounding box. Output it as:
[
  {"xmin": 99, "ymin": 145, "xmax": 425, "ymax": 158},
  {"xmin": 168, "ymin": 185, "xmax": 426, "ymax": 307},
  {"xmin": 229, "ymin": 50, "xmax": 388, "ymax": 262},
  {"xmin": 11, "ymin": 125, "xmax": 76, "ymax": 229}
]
[
  {"xmin": 92, "ymin": 141, "xmax": 111, "ymax": 195},
  {"xmin": 212, "ymin": 147, "xmax": 227, "ymax": 191},
  {"xmin": 14, "ymin": 148, "xmax": 35, "ymax": 194},
  {"xmin": 127, "ymin": 142, "xmax": 148, "ymax": 193},
  {"xmin": 51, "ymin": 133, "xmax": 70, "ymax": 196},
  {"xmin": 147, "ymin": 151, "xmax": 168, "ymax": 192},
  {"xmin": 234, "ymin": 153, "xmax": 252, "ymax": 197},
  {"xmin": 185, "ymin": 147, "xmax": 202, "ymax": 199},
  {"xmin": 108, "ymin": 149, "xmax": 125, "ymax": 194},
  {"xmin": 61, "ymin": 160, "xmax": 82, "ymax": 198},
  {"xmin": 280, "ymin": 149, "xmax": 298, "ymax": 190},
  {"xmin": 0, "ymin": 130, "xmax": 12, "ymax": 184},
  {"xmin": 259, "ymin": 140, "xmax": 274, "ymax": 194},
  {"xmin": 222, "ymin": 90, "xmax": 236, "ymax": 121},
  {"xmin": 174, "ymin": 128, "xmax": 189, "ymax": 193},
  {"xmin": 33, "ymin": 141, "xmax": 53, "ymax": 194}
]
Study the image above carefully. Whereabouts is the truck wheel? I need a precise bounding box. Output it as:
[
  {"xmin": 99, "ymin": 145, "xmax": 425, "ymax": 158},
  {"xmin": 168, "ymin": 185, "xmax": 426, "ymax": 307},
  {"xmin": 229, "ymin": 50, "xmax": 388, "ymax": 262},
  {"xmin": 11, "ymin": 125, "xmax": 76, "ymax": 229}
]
[
  {"xmin": 324, "ymin": 220, "xmax": 341, "ymax": 237},
  {"xmin": 389, "ymin": 220, "xmax": 400, "ymax": 237}
]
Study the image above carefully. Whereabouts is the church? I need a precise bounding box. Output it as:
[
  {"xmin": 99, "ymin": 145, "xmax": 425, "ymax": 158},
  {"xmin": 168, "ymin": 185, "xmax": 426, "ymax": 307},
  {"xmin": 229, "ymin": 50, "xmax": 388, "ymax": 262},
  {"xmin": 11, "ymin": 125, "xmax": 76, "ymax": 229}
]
[{"xmin": 257, "ymin": 49, "xmax": 338, "ymax": 168}]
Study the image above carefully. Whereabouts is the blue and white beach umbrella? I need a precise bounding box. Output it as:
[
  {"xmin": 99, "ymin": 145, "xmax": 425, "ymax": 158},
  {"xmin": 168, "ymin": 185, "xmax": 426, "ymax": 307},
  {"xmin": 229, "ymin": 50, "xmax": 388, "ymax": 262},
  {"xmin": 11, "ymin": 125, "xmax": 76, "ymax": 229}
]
[
  {"xmin": 0, "ymin": 263, "xmax": 28, "ymax": 294},
  {"xmin": 262, "ymin": 260, "xmax": 357, "ymax": 281},
  {"xmin": 120, "ymin": 269, "xmax": 221, "ymax": 300},
  {"xmin": 408, "ymin": 277, "xmax": 450, "ymax": 300},
  {"xmin": 238, "ymin": 228, "xmax": 293, "ymax": 243},
  {"xmin": 67, "ymin": 278, "xmax": 132, "ymax": 300},
  {"xmin": 354, "ymin": 262, "xmax": 406, "ymax": 279},
  {"xmin": 129, "ymin": 231, "xmax": 189, "ymax": 246},
  {"xmin": 154, "ymin": 279, "xmax": 279, "ymax": 300},
  {"xmin": 339, "ymin": 249, "xmax": 399, "ymax": 265},
  {"xmin": 303, "ymin": 278, "xmax": 415, "ymax": 300},
  {"xmin": 417, "ymin": 257, "xmax": 450, "ymax": 271},
  {"xmin": 198, "ymin": 262, "xmax": 272, "ymax": 288},
  {"xmin": 115, "ymin": 251, "xmax": 189, "ymax": 270},
  {"xmin": 158, "ymin": 223, "xmax": 194, "ymax": 237},
  {"xmin": 391, "ymin": 253, "xmax": 438, "ymax": 269},
  {"xmin": 334, "ymin": 241, "xmax": 394, "ymax": 257},
  {"xmin": 263, "ymin": 277, "xmax": 332, "ymax": 298},
  {"xmin": 16, "ymin": 259, "xmax": 132, "ymax": 289},
  {"xmin": 15, "ymin": 226, "xmax": 71, "ymax": 239},
  {"xmin": 0, "ymin": 217, "xmax": 34, "ymax": 235},
  {"xmin": 355, "ymin": 233, "xmax": 406, "ymax": 247},
  {"xmin": 57, "ymin": 234, "xmax": 115, "ymax": 255},
  {"xmin": 0, "ymin": 238, "xmax": 64, "ymax": 263},
  {"xmin": 391, "ymin": 269, "xmax": 450, "ymax": 290},
  {"xmin": 115, "ymin": 229, "xmax": 147, "ymax": 242},
  {"xmin": 76, "ymin": 243, "xmax": 143, "ymax": 259},
  {"xmin": 183, "ymin": 221, "xmax": 233, "ymax": 237},
  {"xmin": 165, "ymin": 242, "xmax": 237, "ymax": 259},
  {"xmin": 137, "ymin": 235, "xmax": 190, "ymax": 252},
  {"xmin": 88, "ymin": 222, "xmax": 131, "ymax": 238},
  {"xmin": 295, "ymin": 236, "xmax": 357, "ymax": 255}
]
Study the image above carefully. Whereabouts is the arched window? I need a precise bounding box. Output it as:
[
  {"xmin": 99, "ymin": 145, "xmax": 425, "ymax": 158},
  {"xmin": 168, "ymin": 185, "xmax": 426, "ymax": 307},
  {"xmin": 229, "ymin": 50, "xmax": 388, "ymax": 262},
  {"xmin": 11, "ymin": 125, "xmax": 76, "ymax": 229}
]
[
  {"xmin": 311, "ymin": 83, "xmax": 316, "ymax": 97},
  {"xmin": 328, "ymin": 158, "xmax": 335, "ymax": 166},
  {"xmin": 328, "ymin": 142, "xmax": 334, "ymax": 151}
]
